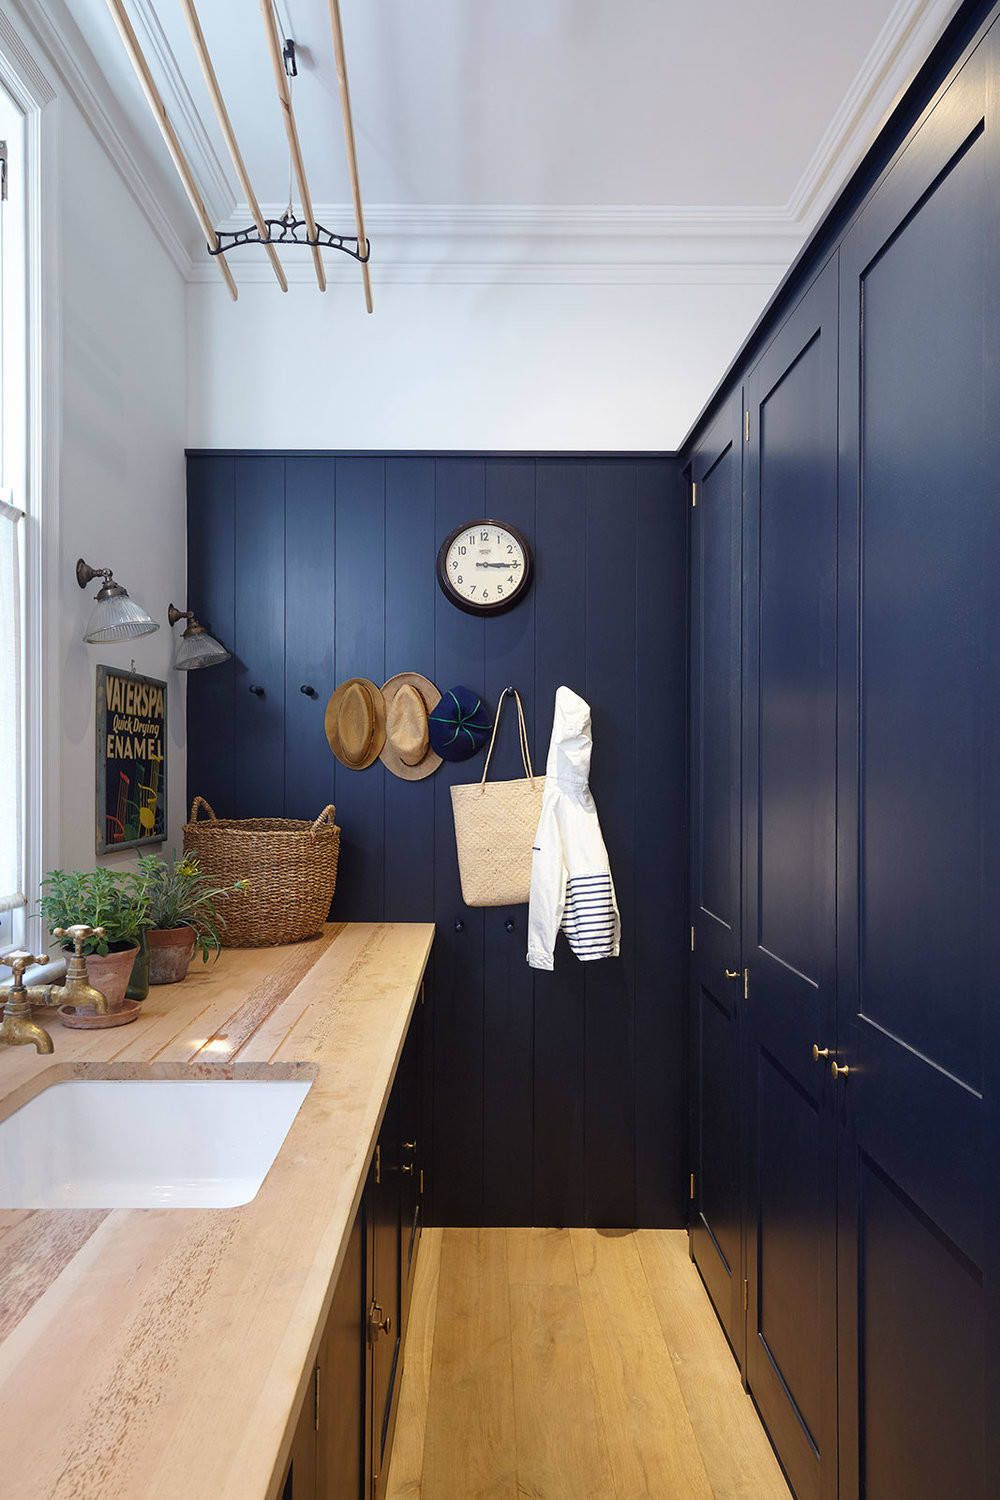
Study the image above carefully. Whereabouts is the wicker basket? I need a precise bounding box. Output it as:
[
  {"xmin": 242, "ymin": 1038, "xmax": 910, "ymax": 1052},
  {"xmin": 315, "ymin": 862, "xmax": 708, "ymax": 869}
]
[{"xmin": 183, "ymin": 796, "xmax": 341, "ymax": 947}]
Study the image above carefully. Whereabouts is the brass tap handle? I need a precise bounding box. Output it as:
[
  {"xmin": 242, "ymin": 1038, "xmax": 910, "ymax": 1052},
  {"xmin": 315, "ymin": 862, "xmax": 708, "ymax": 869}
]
[
  {"xmin": 1, "ymin": 951, "xmax": 49, "ymax": 986},
  {"xmin": 53, "ymin": 924, "xmax": 105, "ymax": 954}
]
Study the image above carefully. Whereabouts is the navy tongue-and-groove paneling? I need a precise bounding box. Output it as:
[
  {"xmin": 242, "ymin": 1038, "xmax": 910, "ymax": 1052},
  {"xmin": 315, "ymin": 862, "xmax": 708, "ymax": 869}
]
[{"xmin": 186, "ymin": 453, "xmax": 688, "ymax": 1228}]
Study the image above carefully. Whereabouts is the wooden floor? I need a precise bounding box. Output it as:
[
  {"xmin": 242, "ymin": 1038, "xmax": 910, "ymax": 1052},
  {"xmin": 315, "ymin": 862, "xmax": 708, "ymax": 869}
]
[{"xmin": 386, "ymin": 1227, "xmax": 790, "ymax": 1499}]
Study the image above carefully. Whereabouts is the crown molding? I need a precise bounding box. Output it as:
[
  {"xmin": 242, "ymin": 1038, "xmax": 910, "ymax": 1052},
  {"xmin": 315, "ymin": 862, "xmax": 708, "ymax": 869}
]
[
  {"xmin": 786, "ymin": 0, "xmax": 961, "ymax": 227},
  {"xmin": 7, "ymin": 0, "xmax": 193, "ymax": 276},
  {"xmin": 186, "ymin": 201, "xmax": 804, "ymax": 287}
]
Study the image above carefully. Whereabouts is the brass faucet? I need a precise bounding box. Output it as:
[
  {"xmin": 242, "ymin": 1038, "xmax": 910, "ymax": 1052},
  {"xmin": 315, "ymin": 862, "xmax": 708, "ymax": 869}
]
[
  {"xmin": 0, "ymin": 951, "xmax": 55, "ymax": 1053},
  {"xmin": 49, "ymin": 926, "xmax": 110, "ymax": 1015}
]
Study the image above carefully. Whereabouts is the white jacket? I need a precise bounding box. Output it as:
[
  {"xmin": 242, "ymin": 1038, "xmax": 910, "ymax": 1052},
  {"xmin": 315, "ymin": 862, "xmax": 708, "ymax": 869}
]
[{"xmin": 527, "ymin": 687, "xmax": 620, "ymax": 970}]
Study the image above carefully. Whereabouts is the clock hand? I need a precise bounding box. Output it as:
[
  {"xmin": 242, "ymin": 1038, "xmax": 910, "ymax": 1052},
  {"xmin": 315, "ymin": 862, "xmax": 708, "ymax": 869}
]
[{"xmin": 474, "ymin": 562, "xmax": 514, "ymax": 569}]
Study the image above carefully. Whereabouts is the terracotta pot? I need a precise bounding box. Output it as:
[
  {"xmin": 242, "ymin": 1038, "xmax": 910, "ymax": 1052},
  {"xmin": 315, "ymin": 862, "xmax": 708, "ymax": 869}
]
[
  {"xmin": 147, "ymin": 926, "xmax": 197, "ymax": 985},
  {"xmin": 80, "ymin": 945, "xmax": 140, "ymax": 1013}
]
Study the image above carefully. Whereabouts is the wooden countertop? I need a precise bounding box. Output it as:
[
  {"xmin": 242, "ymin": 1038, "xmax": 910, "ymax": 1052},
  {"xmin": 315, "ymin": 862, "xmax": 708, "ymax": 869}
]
[{"xmin": 0, "ymin": 922, "xmax": 434, "ymax": 1500}]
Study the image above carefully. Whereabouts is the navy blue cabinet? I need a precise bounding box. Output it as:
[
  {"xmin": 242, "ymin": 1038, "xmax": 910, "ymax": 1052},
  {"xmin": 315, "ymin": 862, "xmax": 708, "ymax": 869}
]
[
  {"xmin": 686, "ymin": 13, "xmax": 1000, "ymax": 1500},
  {"xmin": 688, "ymin": 391, "xmax": 745, "ymax": 1362},
  {"xmin": 743, "ymin": 259, "xmax": 839, "ymax": 1500},
  {"xmin": 835, "ymin": 28, "xmax": 999, "ymax": 1500}
]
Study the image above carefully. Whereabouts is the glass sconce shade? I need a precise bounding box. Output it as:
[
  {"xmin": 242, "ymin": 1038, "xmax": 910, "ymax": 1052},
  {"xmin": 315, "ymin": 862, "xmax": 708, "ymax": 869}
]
[
  {"xmin": 77, "ymin": 559, "xmax": 159, "ymax": 644},
  {"xmin": 167, "ymin": 603, "xmax": 231, "ymax": 670}
]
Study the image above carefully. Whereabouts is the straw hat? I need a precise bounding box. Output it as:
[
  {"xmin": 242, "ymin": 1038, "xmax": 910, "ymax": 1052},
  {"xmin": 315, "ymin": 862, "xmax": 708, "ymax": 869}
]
[
  {"xmin": 380, "ymin": 673, "xmax": 442, "ymax": 781},
  {"xmin": 325, "ymin": 677, "xmax": 387, "ymax": 770}
]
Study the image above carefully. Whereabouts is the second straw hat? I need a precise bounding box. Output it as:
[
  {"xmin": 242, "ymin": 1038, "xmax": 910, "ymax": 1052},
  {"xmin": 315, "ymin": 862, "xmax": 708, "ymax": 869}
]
[{"xmin": 380, "ymin": 673, "xmax": 442, "ymax": 780}]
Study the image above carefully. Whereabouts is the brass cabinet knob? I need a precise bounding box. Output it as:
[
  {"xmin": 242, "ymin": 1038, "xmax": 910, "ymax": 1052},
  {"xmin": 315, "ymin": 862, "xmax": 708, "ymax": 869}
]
[
  {"xmin": 831, "ymin": 1060, "xmax": 850, "ymax": 1079},
  {"xmin": 724, "ymin": 968, "xmax": 740, "ymax": 980},
  {"xmin": 812, "ymin": 1044, "xmax": 831, "ymax": 1062},
  {"xmin": 369, "ymin": 1301, "xmax": 392, "ymax": 1339}
]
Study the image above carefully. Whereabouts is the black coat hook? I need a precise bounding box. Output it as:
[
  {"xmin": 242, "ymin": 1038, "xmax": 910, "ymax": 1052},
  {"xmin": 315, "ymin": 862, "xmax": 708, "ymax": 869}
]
[
  {"xmin": 300, "ymin": 684, "xmax": 318, "ymax": 699},
  {"xmin": 249, "ymin": 685, "xmax": 264, "ymax": 697}
]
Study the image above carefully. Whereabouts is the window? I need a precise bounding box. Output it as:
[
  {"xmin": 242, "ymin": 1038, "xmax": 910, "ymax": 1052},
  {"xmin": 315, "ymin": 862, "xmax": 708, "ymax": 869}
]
[{"xmin": 0, "ymin": 79, "xmax": 27, "ymax": 952}]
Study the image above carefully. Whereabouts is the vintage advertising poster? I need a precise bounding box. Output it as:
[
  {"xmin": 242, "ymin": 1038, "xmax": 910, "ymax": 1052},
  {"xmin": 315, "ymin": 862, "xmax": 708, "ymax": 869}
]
[{"xmin": 95, "ymin": 666, "xmax": 167, "ymax": 854}]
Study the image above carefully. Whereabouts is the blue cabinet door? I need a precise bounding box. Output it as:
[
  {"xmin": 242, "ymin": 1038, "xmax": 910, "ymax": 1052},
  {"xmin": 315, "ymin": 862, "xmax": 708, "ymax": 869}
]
[
  {"xmin": 836, "ymin": 31, "xmax": 1000, "ymax": 1500},
  {"xmin": 689, "ymin": 391, "xmax": 745, "ymax": 1362},
  {"xmin": 743, "ymin": 259, "xmax": 839, "ymax": 1500}
]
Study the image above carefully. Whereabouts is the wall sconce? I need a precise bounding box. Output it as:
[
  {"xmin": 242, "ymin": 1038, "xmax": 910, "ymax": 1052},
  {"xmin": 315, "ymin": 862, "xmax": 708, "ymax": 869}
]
[
  {"xmin": 76, "ymin": 558, "xmax": 159, "ymax": 644},
  {"xmin": 167, "ymin": 604, "xmax": 231, "ymax": 670}
]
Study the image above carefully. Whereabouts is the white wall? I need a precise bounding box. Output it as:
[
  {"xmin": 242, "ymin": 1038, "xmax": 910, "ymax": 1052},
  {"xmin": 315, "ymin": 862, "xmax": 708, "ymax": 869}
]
[
  {"xmin": 186, "ymin": 273, "xmax": 781, "ymax": 453},
  {"xmin": 54, "ymin": 94, "xmax": 187, "ymax": 872}
]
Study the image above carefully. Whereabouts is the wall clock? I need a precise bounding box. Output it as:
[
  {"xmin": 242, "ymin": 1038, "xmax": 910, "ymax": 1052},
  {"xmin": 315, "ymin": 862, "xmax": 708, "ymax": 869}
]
[{"xmin": 436, "ymin": 519, "xmax": 533, "ymax": 616}]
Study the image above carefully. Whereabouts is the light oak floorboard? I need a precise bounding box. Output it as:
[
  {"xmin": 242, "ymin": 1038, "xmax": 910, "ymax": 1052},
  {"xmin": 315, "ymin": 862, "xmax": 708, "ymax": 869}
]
[
  {"xmin": 636, "ymin": 1231, "xmax": 791, "ymax": 1500},
  {"xmin": 570, "ymin": 1228, "xmax": 714, "ymax": 1499},
  {"xmin": 386, "ymin": 1227, "xmax": 443, "ymax": 1500},
  {"xmin": 397, "ymin": 1227, "xmax": 789, "ymax": 1499},
  {"xmin": 420, "ymin": 1228, "xmax": 519, "ymax": 1499}
]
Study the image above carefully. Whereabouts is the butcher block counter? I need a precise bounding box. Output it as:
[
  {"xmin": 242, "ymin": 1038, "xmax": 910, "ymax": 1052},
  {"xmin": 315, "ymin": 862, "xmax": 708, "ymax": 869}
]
[{"xmin": 0, "ymin": 921, "xmax": 434, "ymax": 1500}]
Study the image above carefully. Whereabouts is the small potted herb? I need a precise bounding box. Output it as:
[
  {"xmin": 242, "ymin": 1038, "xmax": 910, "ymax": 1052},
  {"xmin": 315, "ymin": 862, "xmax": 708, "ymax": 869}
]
[
  {"xmin": 39, "ymin": 868, "xmax": 150, "ymax": 1011},
  {"xmin": 138, "ymin": 853, "xmax": 247, "ymax": 984}
]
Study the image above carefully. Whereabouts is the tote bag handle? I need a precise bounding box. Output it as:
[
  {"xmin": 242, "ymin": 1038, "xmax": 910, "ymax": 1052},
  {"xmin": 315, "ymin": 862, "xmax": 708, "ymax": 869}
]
[{"xmin": 479, "ymin": 687, "xmax": 535, "ymax": 787}]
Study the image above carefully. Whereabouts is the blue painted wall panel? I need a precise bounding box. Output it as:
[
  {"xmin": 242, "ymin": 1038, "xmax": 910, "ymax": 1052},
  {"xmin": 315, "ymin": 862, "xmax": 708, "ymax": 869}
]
[{"xmin": 187, "ymin": 451, "xmax": 686, "ymax": 1228}]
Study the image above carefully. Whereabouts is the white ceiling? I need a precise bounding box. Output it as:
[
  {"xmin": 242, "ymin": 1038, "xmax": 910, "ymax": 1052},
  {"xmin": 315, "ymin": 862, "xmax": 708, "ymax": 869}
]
[{"xmin": 49, "ymin": 0, "xmax": 959, "ymax": 270}]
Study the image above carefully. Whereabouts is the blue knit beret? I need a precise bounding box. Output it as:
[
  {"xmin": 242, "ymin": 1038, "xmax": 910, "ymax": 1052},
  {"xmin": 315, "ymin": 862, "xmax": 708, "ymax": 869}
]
[{"xmin": 427, "ymin": 686, "xmax": 492, "ymax": 762}]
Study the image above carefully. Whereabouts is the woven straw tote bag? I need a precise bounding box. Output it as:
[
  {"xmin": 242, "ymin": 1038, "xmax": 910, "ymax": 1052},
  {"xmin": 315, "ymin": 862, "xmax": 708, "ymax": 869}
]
[{"xmin": 450, "ymin": 687, "xmax": 545, "ymax": 907}]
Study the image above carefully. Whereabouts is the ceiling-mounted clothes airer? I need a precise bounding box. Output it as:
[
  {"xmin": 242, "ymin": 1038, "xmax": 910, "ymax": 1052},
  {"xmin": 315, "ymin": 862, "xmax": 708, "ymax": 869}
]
[{"xmin": 104, "ymin": 0, "xmax": 373, "ymax": 308}]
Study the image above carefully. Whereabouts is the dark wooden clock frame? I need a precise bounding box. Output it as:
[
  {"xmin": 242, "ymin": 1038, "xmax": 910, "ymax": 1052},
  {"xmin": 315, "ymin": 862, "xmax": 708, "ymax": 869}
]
[{"xmin": 435, "ymin": 518, "xmax": 534, "ymax": 616}]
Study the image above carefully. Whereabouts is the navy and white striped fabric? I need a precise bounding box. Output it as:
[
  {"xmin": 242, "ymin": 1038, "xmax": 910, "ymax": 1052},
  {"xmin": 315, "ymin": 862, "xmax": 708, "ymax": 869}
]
[{"xmin": 562, "ymin": 874, "xmax": 618, "ymax": 960}]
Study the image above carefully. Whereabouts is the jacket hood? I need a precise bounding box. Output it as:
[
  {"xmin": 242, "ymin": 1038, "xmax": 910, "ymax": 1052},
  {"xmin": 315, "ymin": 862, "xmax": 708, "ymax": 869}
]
[{"xmin": 545, "ymin": 686, "xmax": 593, "ymax": 784}]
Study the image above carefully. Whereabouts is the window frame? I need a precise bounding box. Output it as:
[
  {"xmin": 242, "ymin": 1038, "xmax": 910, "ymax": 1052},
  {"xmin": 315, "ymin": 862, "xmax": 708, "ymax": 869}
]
[{"xmin": 0, "ymin": 20, "xmax": 59, "ymax": 960}]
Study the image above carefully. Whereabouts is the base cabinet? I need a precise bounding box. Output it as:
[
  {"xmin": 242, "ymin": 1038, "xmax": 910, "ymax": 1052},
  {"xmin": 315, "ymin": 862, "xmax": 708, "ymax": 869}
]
[{"xmin": 282, "ymin": 987, "xmax": 426, "ymax": 1500}]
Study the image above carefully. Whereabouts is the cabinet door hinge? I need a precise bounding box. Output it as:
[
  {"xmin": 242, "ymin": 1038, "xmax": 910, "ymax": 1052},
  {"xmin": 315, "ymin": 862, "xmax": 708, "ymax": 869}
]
[
  {"xmin": 744, "ymin": 409, "xmax": 750, "ymax": 442},
  {"xmin": 742, "ymin": 1277, "xmax": 749, "ymax": 1312},
  {"xmin": 0, "ymin": 142, "xmax": 7, "ymax": 202},
  {"xmin": 690, "ymin": 924, "xmax": 695, "ymax": 953},
  {"xmin": 689, "ymin": 1171, "xmax": 696, "ymax": 1200},
  {"xmin": 743, "ymin": 967, "xmax": 749, "ymax": 1001},
  {"xmin": 691, "ymin": 480, "xmax": 697, "ymax": 508}
]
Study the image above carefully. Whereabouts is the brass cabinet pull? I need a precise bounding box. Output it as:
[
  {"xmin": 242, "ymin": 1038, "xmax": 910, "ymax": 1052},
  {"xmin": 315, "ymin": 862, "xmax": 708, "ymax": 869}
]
[
  {"xmin": 831, "ymin": 1060, "xmax": 850, "ymax": 1079},
  {"xmin": 369, "ymin": 1301, "xmax": 392, "ymax": 1340},
  {"xmin": 724, "ymin": 968, "xmax": 740, "ymax": 979},
  {"xmin": 402, "ymin": 1140, "xmax": 417, "ymax": 1152},
  {"xmin": 400, "ymin": 1163, "xmax": 415, "ymax": 1175},
  {"xmin": 812, "ymin": 1044, "xmax": 831, "ymax": 1062}
]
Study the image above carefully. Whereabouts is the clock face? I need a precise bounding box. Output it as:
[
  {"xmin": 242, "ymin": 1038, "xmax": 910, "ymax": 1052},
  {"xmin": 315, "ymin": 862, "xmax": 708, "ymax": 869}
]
[{"xmin": 436, "ymin": 519, "xmax": 533, "ymax": 616}]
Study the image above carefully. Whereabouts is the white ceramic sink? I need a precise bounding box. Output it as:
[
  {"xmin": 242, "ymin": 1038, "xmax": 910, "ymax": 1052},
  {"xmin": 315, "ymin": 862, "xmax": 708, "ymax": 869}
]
[{"xmin": 0, "ymin": 1077, "xmax": 312, "ymax": 1209}]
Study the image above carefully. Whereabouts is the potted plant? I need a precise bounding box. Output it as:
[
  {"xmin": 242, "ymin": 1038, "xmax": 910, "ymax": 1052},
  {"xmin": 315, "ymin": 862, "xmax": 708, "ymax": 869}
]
[
  {"xmin": 138, "ymin": 853, "xmax": 247, "ymax": 984},
  {"xmin": 39, "ymin": 867, "xmax": 151, "ymax": 1011}
]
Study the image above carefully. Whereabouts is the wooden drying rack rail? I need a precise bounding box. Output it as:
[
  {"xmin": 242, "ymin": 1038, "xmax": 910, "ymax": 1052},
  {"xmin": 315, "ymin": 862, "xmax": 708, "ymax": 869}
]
[{"xmin": 105, "ymin": 0, "xmax": 373, "ymax": 307}]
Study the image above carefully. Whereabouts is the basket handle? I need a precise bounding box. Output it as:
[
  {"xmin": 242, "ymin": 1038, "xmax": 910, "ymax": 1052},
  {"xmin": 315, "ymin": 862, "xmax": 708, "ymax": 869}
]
[
  {"xmin": 189, "ymin": 796, "xmax": 218, "ymax": 822},
  {"xmin": 310, "ymin": 804, "xmax": 337, "ymax": 834}
]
